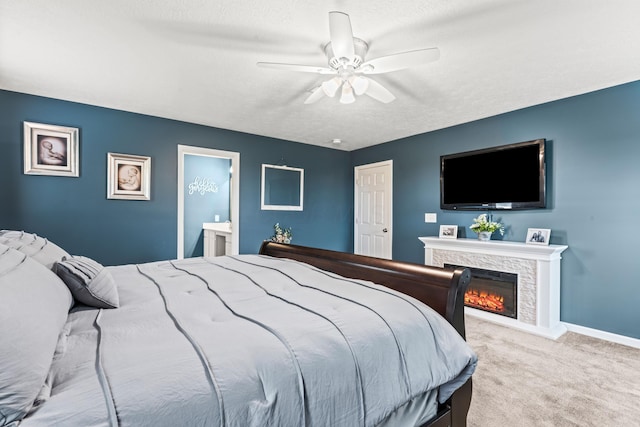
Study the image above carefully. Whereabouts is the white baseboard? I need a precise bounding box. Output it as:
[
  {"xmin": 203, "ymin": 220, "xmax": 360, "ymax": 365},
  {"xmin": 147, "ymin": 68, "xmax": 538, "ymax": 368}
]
[
  {"xmin": 465, "ymin": 307, "xmax": 567, "ymax": 340},
  {"xmin": 563, "ymin": 322, "xmax": 640, "ymax": 350}
]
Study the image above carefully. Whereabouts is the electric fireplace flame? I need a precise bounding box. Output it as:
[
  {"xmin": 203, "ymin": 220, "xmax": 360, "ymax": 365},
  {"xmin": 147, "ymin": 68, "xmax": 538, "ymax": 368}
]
[
  {"xmin": 464, "ymin": 288, "xmax": 506, "ymax": 313},
  {"xmin": 446, "ymin": 263, "xmax": 517, "ymax": 319}
]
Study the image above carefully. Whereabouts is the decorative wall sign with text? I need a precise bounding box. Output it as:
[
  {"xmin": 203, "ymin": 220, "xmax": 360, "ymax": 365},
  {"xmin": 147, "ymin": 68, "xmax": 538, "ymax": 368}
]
[{"xmin": 187, "ymin": 177, "xmax": 219, "ymax": 195}]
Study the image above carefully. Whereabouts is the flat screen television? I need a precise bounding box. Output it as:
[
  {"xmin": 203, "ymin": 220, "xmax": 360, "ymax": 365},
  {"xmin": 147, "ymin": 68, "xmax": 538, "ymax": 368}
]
[{"xmin": 440, "ymin": 139, "xmax": 546, "ymax": 210}]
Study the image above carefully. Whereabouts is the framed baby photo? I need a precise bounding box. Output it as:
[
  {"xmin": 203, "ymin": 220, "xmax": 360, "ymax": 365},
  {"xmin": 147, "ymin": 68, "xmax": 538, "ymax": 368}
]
[
  {"xmin": 526, "ymin": 228, "xmax": 551, "ymax": 245},
  {"xmin": 439, "ymin": 225, "xmax": 458, "ymax": 239},
  {"xmin": 23, "ymin": 121, "xmax": 79, "ymax": 177},
  {"xmin": 107, "ymin": 152, "xmax": 151, "ymax": 200}
]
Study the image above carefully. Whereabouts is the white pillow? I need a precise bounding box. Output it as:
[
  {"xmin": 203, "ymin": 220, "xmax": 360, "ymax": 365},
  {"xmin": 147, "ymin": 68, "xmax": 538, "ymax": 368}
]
[
  {"xmin": 0, "ymin": 230, "xmax": 70, "ymax": 270},
  {"xmin": 0, "ymin": 243, "xmax": 73, "ymax": 425}
]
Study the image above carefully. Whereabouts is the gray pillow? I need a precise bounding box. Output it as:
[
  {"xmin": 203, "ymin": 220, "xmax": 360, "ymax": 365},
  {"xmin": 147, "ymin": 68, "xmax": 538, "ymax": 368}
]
[
  {"xmin": 0, "ymin": 243, "xmax": 73, "ymax": 425},
  {"xmin": 54, "ymin": 255, "xmax": 119, "ymax": 309},
  {"xmin": 0, "ymin": 230, "xmax": 70, "ymax": 270}
]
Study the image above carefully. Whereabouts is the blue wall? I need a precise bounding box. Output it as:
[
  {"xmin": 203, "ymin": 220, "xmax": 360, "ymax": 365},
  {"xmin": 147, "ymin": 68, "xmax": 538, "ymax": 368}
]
[
  {"xmin": 0, "ymin": 90, "xmax": 353, "ymax": 265},
  {"xmin": 3, "ymin": 80, "xmax": 639, "ymax": 341},
  {"xmin": 352, "ymin": 80, "xmax": 640, "ymax": 340}
]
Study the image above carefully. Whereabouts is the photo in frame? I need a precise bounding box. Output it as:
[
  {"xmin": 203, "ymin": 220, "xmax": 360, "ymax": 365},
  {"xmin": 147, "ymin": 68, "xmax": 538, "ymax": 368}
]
[
  {"xmin": 526, "ymin": 228, "xmax": 551, "ymax": 245},
  {"xmin": 439, "ymin": 225, "xmax": 458, "ymax": 239},
  {"xmin": 23, "ymin": 121, "xmax": 79, "ymax": 177},
  {"xmin": 107, "ymin": 152, "xmax": 151, "ymax": 200}
]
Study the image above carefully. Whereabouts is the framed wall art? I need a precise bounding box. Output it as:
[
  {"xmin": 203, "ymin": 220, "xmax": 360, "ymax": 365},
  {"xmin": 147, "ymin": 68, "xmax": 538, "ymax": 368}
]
[
  {"xmin": 23, "ymin": 121, "xmax": 79, "ymax": 177},
  {"xmin": 439, "ymin": 225, "xmax": 458, "ymax": 239},
  {"xmin": 107, "ymin": 152, "xmax": 151, "ymax": 200},
  {"xmin": 261, "ymin": 164, "xmax": 304, "ymax": 211},
  {"xmin": 526, "ymin": 228, "xmax": 551, "ymax": 245}
]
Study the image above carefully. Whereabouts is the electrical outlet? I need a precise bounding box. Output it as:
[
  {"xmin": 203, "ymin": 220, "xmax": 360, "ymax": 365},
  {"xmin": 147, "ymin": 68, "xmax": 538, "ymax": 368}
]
[{"xmin": 425, "ymin": 213, "xmax": 437, "ymax": 223}]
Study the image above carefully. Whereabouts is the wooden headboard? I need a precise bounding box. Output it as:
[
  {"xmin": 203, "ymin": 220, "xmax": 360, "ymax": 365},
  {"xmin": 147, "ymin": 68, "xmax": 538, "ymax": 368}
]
[{"xmin": 259, "ymin": 241, "xmax": 471, "ymax": 338}]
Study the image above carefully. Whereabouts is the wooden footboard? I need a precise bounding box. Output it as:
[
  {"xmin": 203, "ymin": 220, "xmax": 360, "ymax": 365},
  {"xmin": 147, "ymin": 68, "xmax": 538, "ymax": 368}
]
[{"xmin": 258, "ymin": 242, "xmax": 473, "ymax": 427}]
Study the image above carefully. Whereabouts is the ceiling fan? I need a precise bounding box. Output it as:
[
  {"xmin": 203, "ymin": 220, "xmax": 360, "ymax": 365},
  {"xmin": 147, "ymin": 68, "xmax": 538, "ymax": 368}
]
[{"xmin": 257, "ymin": 11, "xmax": 440, "ymax": 105}]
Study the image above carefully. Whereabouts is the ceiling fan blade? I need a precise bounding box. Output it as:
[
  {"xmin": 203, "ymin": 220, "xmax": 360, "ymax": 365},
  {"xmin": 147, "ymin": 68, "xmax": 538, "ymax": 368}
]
[
  {"xmin": 257, "ymin": 62, "xmax": 335, "ymax": 74},
  {"xmin": 363, "ymin": 78, "xmax": 396, "ymax": 103},
  {"xmin": 304, "ymin": 86, "xmax": 326, "ymax": 104},
  {"xmin": 360, "ymin": 48, "xmax": 440, "ymax": 74},
  {"xmin": 328, "ymin": 11, "xmax": 355, "ymax": 61}
]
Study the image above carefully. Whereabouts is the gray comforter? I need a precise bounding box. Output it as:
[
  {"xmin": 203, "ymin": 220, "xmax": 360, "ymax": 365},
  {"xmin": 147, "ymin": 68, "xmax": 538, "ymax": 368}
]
[{"xmin": 21, "ymin": 255, "xmax": 477, "ymax": 427}]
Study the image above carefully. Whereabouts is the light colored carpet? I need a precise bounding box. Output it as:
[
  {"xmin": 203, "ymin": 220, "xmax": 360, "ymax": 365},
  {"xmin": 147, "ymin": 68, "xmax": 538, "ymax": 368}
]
[{"xmin": 465, "ymin": 316, "xmax": 640, "ymax": 427}]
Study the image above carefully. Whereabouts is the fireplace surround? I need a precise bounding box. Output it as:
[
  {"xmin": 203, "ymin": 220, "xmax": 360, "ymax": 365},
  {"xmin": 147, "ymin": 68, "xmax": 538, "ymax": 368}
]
[{"xmin": 419, "ymin": 236, "xmax": 569, "ymax": 339}]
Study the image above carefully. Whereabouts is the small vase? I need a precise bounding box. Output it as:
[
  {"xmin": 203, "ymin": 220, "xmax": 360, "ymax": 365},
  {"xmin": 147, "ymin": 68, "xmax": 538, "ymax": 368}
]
[{"xmin": 477, "ymin": 231, "xmax": 492, "ymax": 241}]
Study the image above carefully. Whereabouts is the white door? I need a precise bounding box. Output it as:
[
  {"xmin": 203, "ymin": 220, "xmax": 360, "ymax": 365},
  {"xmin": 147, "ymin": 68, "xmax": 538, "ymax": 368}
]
[{"xmin": 354, "ymin": 160, "xmax": 392, "ymax": 259}]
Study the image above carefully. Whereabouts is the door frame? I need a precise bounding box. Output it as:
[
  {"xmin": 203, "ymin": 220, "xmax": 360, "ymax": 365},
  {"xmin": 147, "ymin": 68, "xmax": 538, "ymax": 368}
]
[
  {"xmin": 354, "ymin": 160, "xmax": 393, "ymax": 258},
  {"xmin": 177, "ymin": 144, "xmax": 240, "ymax": 259}
]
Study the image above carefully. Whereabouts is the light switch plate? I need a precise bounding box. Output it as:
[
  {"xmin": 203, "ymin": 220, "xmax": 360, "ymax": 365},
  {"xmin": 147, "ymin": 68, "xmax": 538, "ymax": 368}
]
[{"xmin": 425, "ymin": 213, "xmax": 437, "ymax": 223}]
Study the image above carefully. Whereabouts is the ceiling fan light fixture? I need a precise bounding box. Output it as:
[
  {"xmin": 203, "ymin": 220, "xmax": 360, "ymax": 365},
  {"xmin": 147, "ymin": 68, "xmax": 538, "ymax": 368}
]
[
  {"xmin": 349, "ymin": 76, "xmax": 369, "ymax": 95},
  {"xmin": 257, "ymin": 12, "xmax": 439, "ymax": 106},
  {"xmin": 339, "ymin": 82, "xmax": 356, "ymax": 104},
  {"xmin": 321, "ymin": 77, "xmax": 341, "ymax": 97}
]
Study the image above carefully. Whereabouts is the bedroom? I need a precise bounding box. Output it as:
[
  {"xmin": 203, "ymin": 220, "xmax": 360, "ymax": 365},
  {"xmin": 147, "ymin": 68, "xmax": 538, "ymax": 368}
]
[
  {"xmin": 2, "ymin": 0, "xmax": 639, "ymax": 343},
  {"xmin": 1, "ymin": 1, "xmax": 640, "ymax": 425}
]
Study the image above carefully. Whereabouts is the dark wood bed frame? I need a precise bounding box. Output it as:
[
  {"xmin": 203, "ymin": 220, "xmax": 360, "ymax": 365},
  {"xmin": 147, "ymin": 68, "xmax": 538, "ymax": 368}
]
[{"xmin": 259, "ymin": 241, "xmax": 473, "ymax": 427}]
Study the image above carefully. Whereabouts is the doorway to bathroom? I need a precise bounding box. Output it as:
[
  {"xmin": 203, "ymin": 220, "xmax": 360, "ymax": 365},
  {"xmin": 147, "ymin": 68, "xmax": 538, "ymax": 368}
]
[{"xmin": 177, "ymin": 145, "xmax": 240, "ymax": 259}]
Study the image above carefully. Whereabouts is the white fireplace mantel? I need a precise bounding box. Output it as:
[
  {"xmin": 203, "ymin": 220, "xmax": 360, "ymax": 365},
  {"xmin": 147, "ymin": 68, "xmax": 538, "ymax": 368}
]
[{"xmin": 419, "ymin": 236, "xmax": 569, "ymax": 339}]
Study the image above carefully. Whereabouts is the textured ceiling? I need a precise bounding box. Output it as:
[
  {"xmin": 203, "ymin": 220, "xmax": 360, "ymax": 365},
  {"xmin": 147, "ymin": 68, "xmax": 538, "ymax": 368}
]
[{"xmin": 1, "ymin": 1, "xmax": 640, "ymax": 151}]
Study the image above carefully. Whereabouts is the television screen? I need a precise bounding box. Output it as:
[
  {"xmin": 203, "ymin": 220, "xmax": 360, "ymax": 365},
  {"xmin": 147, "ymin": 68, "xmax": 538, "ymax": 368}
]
[{"xmin": 440, "ymin": 139, "xmax": 546, "ymax": 210}]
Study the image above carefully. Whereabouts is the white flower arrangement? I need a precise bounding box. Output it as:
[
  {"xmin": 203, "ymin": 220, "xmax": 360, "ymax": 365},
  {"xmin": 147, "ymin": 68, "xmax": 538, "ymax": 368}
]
[
  {"xmin": 469, "ymin": 214, "xmax": 504, "ymax": 235},
  {"xmin": 270, "ymin": 223, "xmax": 293, "ymax": 244}
]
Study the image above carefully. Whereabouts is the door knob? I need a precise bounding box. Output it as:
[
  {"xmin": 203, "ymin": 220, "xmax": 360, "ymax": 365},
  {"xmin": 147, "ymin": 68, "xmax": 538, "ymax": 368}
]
[{"xmin": 383, "ymin": 228, "xmax": 388, "ymax": 232}]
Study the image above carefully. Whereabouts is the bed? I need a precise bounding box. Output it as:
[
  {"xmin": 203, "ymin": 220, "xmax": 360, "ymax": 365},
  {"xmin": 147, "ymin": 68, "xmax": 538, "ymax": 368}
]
[{"xmin": 0, "ymin": 231, "xmax": 476, "ymax": 427}]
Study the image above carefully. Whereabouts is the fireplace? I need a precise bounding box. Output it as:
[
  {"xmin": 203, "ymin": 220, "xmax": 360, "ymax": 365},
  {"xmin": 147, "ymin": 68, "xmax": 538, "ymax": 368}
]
[
  {"xmin": 445, "ymin": 264, "xmax": 517, "ymax": 319},
  {"xmin": 420, "ymin": 237, "xmax": 568, "ymax": 338}
]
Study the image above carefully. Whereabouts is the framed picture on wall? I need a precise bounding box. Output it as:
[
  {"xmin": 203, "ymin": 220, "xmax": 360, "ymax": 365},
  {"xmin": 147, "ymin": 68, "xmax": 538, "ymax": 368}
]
[
  {"xmin": 439, "ymin": 225, "xmax": 458, "ymax": 239},
  {"xmin": 107, "ymin": 152, "xmax": 151, "ymax": 200},
  {"xmin": 23, "ymin": 121, "xmax": 79, "ymax": 177},
  {"xmin": 526, "ymin": 228, "xmax": 551, "ymax": 245}
]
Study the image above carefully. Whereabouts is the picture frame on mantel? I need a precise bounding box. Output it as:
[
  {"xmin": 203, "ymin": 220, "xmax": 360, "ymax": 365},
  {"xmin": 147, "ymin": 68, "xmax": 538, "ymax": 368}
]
[
  {"xmin": 439, "ymin": 225, "xmax": 458, "ymax": 239},
  {"xmin": 526, "ymin": 228, "xmax": 551, "ymax": 245},
  {"xmin": 23, "ymin": 121, "xmax": 79, "ymax": 177}
]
